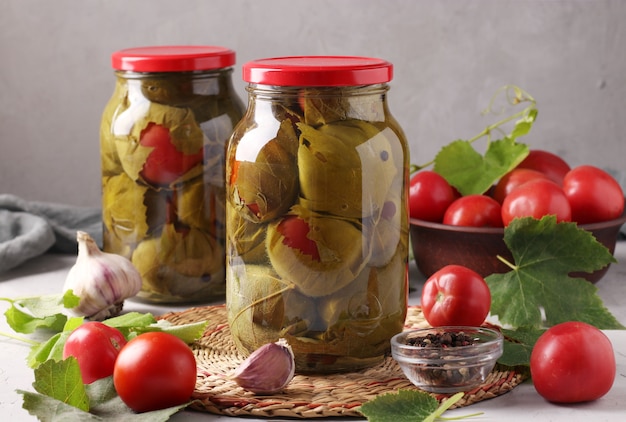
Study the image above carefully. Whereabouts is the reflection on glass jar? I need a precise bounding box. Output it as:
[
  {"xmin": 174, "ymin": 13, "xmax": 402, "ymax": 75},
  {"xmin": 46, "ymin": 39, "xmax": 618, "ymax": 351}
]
[
  {"xmin": 100, "ymin": 46, "xmax": 244, "ymax": 303},
  {"xmin": 226, "ymin": 56, "xmax": 410, "ymax": 373}
]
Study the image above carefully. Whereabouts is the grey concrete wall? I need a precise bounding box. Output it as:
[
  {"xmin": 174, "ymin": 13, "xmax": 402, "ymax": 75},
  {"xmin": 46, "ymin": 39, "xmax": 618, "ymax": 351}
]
[{"xmin": 1, "ymin": 0, "xmax": 625, "ymax": 207}]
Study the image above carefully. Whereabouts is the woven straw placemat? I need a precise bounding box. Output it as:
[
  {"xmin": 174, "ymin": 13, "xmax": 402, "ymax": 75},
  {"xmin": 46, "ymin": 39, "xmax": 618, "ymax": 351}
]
[{"xmin": 160, "ymin": 305, "xmax": 526, "ymax": 418}]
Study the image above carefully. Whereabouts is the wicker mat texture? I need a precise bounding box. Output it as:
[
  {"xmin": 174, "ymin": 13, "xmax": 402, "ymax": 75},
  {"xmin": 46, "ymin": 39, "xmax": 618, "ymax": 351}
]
[{"xmin": 160, "ymin": 305, "xmax": 526, "ymax": 418}]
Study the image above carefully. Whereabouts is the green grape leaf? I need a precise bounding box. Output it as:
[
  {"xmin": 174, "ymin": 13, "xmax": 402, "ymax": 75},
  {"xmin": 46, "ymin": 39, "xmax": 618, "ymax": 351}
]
[
  {"xmin": 32, "ymin": 357, "xmax": 90, "ymax": 411},
  {"xmin": 134, "ymin": 319, "xmax": 210, "ymax": 344},
  {"xmin": 19, "ymin": 374, "xmax": 189, "ymax": 421},
  {"xmin": 1, "ymin": 293, "xmax": 69, "ymax": 334},
  {"xmin": 486, "ymin": 216, "xmax": 624, "ymax": 329},
  {"xmin": 434, "ymin": 138, "xmax": 528, "ymax": 196},
  {"xmin": 360, "ymin": 390, "xmax": 480, "ymax": 422},
  {"xmin": 498, "ymin": 327, "xmax": 545, "ymax": 367},
  {"xmin": 422, "ymin": 85, "xmax": 538, "ymax": 194},
  {"xmin": 360, "ymin": 390, "xmax": 439, "ymax": 422}
]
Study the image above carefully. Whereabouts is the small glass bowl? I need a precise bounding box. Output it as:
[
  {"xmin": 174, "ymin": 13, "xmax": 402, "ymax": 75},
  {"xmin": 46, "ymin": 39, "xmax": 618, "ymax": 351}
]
[{"xmin": 391, "ymin": 326, "xmax": 504, "ymax": 393}]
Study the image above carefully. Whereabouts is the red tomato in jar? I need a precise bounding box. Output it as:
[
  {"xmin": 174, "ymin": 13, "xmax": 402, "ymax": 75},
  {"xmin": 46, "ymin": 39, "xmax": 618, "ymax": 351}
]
[
  {"xmin": 501, "ymin": 179, "xmax": 572, "ymax": 226},
  {"xmin": 409, "ymin": 170, "xmax": 458, "ymax": 222},
  {"xmin": 139, "ymin": 122, "xmax": 203, "ymax": 186},
  {"xmin": 443, "ymin": 195, "xmax": 503, "ymax": 227},
  {"xmin": 62, "ymin": 321, "xmax": 127, "ymax": 384},
  {"xmin": 517, "ymin": 149, "xmax": 571, "ymax": 186},
  {"xmin": 530, "ymin": 321, "xmax": 616, "ymax": 403},
  {"xmin": 421, "ymin": 264, "xmax": 491, "ymax": 327},
  {"xmin": 492, "ymin": 168, "xmax": 550, "ymax": 204},
  {"xmin": 562, "ymin": 165, "xmax": 625, "ymax": 224},
  {"xmin": 113, "ymin": 332, "xmax": 197, "ymax": 412}
]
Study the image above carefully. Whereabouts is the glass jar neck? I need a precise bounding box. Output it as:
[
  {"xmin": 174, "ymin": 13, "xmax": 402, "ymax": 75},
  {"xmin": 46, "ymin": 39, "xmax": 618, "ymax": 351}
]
[{"xmin": 245, "ymin": 83, "xmax": 390, "ymax": 124}]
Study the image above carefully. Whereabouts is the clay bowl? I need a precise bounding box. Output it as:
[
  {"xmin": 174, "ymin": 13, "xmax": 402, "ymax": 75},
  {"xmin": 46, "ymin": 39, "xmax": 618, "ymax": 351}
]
[{"xmin": 410, "ymin": 210, "xmax": 626, "ymax": 284}]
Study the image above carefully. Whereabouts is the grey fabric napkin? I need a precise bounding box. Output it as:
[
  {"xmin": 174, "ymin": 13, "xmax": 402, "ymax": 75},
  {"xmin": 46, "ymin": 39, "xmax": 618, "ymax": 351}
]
[{"xmin": 0, "ymin": 194, "xmax": 101, "ymax": 273}]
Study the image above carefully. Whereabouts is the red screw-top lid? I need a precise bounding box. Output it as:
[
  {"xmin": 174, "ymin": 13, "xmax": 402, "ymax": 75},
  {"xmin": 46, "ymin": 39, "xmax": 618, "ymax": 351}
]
[
  {"xmin": 243, "ymin": 56, "xmax": 393, "ymax": 87},
  {"xmin": 111, "ymin": 46, "xmax": 236, "ymax": 72}
]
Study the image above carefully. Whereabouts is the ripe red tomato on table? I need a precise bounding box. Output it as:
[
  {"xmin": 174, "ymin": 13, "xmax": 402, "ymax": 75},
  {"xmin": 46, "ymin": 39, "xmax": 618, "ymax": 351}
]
[
  {"xmin": 113, "ymin": 332, "xmax": 197, "ymax": 413},
  {"xmin": 421, "ymin": 264, "xmax": 491, "ymax": 327},
  {"xmin": 62, "ymin": 321, "xmax": 127, "ymax": 384},
  {"xmin": 443, "ymin": 194, "xmax": 503, "ymax": 227},
  {"xmin": 530, "ymin": 321, "xmax": 616, "ymax": 403},
  {"xmin": 501, "ymin": 179, "xmax": 572, "ymax": 226},
  {"xmin": 517, "ymin": 149, "xmax": 571, "ymax": 186},
  {"xmin": 492, "ymin": 168, "xmax": 550, "ymax": 204},
  {"xmin": 409, "ymin": 170, "xmax": 458, "ymax": 222},
  {"xmin": 139, "ymin": 122, "xmax": 204, "ymax": 186},
  {"xmin": 562, "ymin": 165, "xmax": 625, "ymax": 224}
]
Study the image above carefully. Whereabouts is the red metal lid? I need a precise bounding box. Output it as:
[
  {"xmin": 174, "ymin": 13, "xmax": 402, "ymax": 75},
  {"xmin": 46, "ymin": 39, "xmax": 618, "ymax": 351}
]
[
  {"xmin": 111, "ymin": 46, "xmax": 236, "ymax": 72},
  {"xmin": 243, "ymin": 56, "xmax": 393, "ymax": 86}
]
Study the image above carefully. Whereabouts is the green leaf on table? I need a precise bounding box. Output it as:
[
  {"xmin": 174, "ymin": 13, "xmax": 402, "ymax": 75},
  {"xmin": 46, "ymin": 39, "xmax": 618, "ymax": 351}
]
[
  {"xmin": 27, "ymin": 317, "xmax": 84, "ymax": 368},
  {"xmin": 2, "ymin": 293, "xmax": 71, "ymax": 334},
  {"xmin": 32, "ymin": 357, "xmax": 89, "ymax": 411},
  {"xmin": 360, "ymin": 390, "xmax": 480, "ymax": 422},
  {"xmin": 486, "ymin": 216, "xmax": 624, "ymax": 329},
  {"xmin": 135, "ymin": 319, "xmax": 210, "ymax": 344},
  {"xmin": 434, "ymin": 138, "xmax": 528, "ymax": 196},
  {"xmin": 19, "ymin": 390, "xmax": 101, "ymax": 421},
  {"xmin": 19, "ymin": 377, "xmax": 189, "ymax": 421},
  {"xmin": 360, "ymin": 390, "xmax": 439, "ymax": 422},
  {"xmin": 103, "ymin": 312, "xmax": 209, "ymax": 344},
  {"xmin": 102, "ymin": 312, "xmax": 157, "ymax": 338}
]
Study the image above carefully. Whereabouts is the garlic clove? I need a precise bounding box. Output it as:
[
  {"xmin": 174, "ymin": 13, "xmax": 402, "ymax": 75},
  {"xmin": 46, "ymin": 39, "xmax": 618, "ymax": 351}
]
[
  {"xmin": 230, "ymin": 338, "xmax": 295, "ymax": 394},
  {"xmin": 63, "ymin": 231, "xmax": 142, "ymax": 321}
]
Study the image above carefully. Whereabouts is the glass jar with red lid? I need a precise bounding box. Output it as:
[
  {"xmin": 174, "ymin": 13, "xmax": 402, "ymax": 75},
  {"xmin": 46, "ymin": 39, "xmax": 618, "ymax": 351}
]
[
  {"xmin": 100, "ymin": 45, "xmax": 244, "ymax": 303},
  {"xmin": 225, "ymin": 56, "xmax": 409, "ymax": 373}
]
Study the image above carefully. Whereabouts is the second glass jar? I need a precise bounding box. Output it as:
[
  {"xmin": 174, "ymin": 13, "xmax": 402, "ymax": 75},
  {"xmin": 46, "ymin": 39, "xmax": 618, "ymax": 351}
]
[
  {"xmin": 100, "ymin": 46, "xmax": 245, "ymax": 303},
  {"xmin": 225, "ymin": 56, "xmax": 410, "ymax": 373}
]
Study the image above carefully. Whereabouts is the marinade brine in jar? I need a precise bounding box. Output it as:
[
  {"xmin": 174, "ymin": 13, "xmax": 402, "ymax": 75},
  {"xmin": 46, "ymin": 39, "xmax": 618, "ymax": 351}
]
[
  {"xmin": 100, "ymin": 46, "xmax": 244, "ymax": 303},
  {"xmin": 225, "ymin": 56, "xmax": 410, "ymax": 373}
]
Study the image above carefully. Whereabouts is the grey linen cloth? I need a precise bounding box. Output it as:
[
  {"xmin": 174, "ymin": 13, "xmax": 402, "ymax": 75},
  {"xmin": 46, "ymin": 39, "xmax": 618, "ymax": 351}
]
[{"xmin": 0, "ymin": 194, "xmax": 101, "ymax": 273}]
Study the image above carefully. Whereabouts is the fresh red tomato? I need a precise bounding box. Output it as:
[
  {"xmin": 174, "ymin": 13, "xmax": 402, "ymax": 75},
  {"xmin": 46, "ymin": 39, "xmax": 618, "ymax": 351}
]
[
  {"xmin": 140, "ymin": 122, "xmax": 203, "ymax": 186},
  {"xmin": 530, "ymin": 321, "xmax": 616, "ymax": 403},
  {"xmin": 443, "ymin": 195, "xmax": 503, "ymax": 227},
  {"xmin": 501, "ymin": 179, "xmax": 572, "ymax": 226},
  {"xmin": 113, "ymin": 332, "xmax": 197, "ymax": 412},
  {"xmin": 62, "ymin": 321, "xmax": 127, "ymax": 384},
  {"xmin": 409, "ymin": 170, "xmax": 458, "ymax": 222},
  {"xmin": 562, "ymin": 165, "xmax": 625, "ymax": 224},
  {"xmin": 492, "ymin": 168, "xmax": 550, "ymax": 204},
  {"xmin": 517, "ymin": 149, "xmax": 571, "ymax": 186},
  {"xmin": 421, "ymin": 264, "xmax": 491, "ymax": 327},
  {"xmin": 277, "ymin": 215, "xmax": 321, "ymax": 261}
]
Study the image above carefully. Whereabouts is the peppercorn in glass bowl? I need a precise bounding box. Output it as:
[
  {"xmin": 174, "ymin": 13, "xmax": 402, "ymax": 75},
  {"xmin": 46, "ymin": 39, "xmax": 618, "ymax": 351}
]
[{"xmin": 391, "ymin": 326, "xmax": 503, "ymax": 393}]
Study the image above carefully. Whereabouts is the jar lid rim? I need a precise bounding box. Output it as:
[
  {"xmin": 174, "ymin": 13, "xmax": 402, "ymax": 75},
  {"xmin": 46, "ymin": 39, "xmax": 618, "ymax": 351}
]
[
  {"xmin": 243, "ymin": 56, "xmax": 393, "ymax": 86},
  {"xmin": 111, "ymin": 46, "xmax": 236, "ymax": 72}
]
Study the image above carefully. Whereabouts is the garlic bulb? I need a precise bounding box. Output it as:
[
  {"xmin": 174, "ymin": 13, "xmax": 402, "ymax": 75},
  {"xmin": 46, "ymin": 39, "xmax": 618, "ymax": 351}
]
[
  {"xmin": 63, "ymin": 231, "xmax": 142, "ymax": 321},
  {"xmin": 230, "ymin": 338, "xmax": 295, "ymax": 394}
]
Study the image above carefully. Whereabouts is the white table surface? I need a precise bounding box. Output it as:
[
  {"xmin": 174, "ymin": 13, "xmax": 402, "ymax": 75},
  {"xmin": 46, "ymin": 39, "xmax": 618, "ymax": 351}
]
[{"xmin": 1, "ymin": 244, "xmax": 626, "ymax": 421}]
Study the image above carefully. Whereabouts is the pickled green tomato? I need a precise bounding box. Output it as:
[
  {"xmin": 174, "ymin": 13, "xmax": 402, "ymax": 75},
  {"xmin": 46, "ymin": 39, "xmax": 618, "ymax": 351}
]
[
  {"xmin": 266, "ymin": 206, "xmax": 367, "ymax": 297},
  {"xmin": 296, "ymin": 120, "xmax": 397, "ymax": 219},
  {"xmin": 230, "ymin": 119, "xmax": 299, "ymax": 223}
]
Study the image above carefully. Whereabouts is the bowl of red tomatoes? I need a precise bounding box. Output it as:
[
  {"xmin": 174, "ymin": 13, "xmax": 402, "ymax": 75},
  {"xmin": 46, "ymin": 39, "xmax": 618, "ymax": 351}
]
[{"xmin": 409, "ymin": 150, "xmax": 626, "ymax": 284}]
